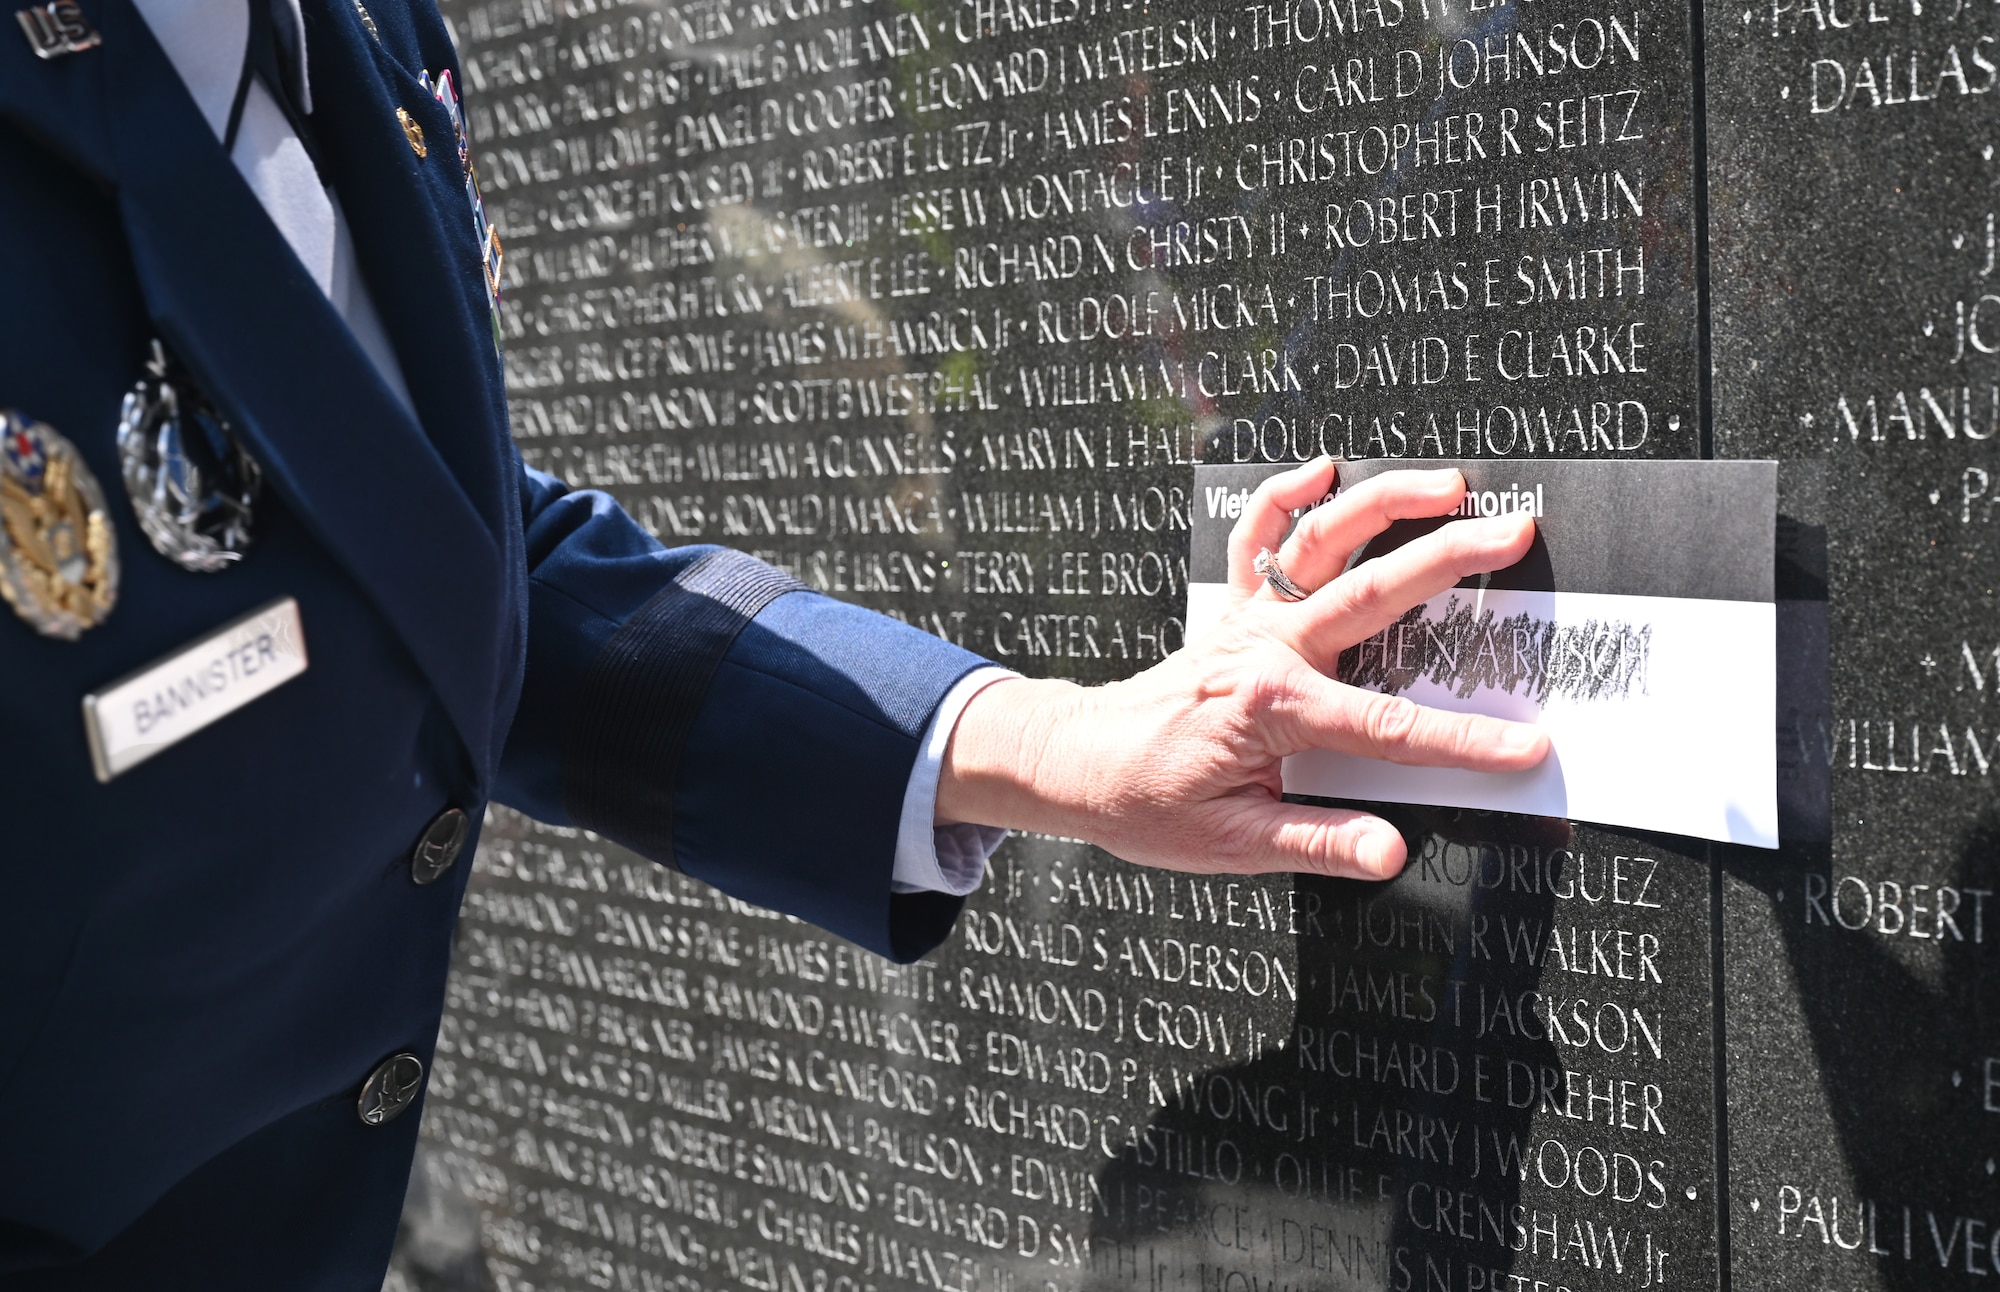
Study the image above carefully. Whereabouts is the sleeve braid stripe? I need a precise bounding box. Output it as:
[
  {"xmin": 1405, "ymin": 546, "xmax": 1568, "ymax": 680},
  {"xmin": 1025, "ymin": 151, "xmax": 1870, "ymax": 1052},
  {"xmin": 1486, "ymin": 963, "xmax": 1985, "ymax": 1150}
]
[{"xmin": 563, "ymin": 548, "xmax": 805, "ymax": 866}]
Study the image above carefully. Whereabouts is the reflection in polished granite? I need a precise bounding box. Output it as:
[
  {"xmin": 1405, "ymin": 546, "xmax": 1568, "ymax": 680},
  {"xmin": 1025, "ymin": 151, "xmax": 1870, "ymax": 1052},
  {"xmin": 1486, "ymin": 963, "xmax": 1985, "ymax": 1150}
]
[{"xmin": 387, "ymin": 0, "xmax": 2000, "ymax": 1281}]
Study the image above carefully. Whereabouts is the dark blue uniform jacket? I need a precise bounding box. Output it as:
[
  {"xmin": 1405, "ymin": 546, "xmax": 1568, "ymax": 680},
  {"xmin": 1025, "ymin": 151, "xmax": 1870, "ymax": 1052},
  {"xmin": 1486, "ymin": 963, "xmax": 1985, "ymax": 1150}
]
[{"xmin": 0, "ymin": 0, "xmax": 985, "ymax": 1280}]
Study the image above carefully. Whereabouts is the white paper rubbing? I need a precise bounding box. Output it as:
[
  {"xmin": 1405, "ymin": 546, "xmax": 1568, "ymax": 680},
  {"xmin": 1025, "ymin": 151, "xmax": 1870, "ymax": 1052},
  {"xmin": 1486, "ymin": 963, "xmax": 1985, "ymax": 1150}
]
[{"xmin": 1186, "ymin": 585, "xmax": 1779, "ymax": 848}]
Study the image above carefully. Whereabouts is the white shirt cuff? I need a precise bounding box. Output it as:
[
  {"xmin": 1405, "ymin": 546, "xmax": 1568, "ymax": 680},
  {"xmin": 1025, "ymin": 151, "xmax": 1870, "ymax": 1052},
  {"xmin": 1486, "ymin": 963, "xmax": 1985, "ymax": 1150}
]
[{"xmin": 891, "ymin": 667, "xmax": 1017, "ymax": 896}]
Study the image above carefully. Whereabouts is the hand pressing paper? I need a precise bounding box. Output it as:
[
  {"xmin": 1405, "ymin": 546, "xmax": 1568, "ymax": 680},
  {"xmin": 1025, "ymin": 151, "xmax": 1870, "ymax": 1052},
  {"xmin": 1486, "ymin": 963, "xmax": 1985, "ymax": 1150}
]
[{"xmin": 1187, "ymin": 458, "xmax": 1780, "ymax": 848}]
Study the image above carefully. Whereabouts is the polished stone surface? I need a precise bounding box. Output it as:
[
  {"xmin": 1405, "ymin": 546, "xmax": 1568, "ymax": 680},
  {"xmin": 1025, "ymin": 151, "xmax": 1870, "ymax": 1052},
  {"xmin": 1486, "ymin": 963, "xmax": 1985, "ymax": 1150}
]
[
  {"xmin": 1707, "ymin": 0, "xmax": 1999, "ymax": 1283},
  {"xmin": 379, "ymin": 0, "xmax": 1996, "ymax": 1283}
]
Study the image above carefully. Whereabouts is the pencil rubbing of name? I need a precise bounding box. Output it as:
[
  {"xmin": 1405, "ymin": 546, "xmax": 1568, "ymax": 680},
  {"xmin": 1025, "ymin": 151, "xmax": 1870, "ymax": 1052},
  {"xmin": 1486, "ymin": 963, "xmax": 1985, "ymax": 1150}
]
[{"xmin": 1338, "ymin": 594, "xmax": 1654, "ymax": 703}]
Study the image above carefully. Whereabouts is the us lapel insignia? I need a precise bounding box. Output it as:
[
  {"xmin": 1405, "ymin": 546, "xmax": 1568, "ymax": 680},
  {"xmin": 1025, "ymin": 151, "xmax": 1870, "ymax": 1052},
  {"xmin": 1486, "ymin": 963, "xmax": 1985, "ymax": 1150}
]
[
  {"xmin": 16, "ymin": 0, "xmax": 99, "ymax": 58},
  {"xmin": 0, "ymin": 411, "xmax": 118, "ymax": 639}
]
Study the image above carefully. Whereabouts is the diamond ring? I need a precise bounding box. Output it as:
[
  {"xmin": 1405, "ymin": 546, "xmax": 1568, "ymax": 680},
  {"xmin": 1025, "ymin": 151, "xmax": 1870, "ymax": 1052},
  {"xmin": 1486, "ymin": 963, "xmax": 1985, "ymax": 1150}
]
[{"xmin": 1254, "ymin": 548, "xmax": 1309, "ymax": 602}]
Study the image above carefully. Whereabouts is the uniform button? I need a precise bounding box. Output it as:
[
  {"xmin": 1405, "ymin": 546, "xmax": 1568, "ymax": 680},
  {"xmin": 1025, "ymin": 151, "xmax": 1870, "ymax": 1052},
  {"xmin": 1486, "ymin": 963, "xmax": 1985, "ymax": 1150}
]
[
  {"xmin": 410, "ymin": 807, "xmax": 468, "ymax": 885},
  {"xmin": 357, "ymin": 1052, "xmax": 425, "ymax": 1126}
]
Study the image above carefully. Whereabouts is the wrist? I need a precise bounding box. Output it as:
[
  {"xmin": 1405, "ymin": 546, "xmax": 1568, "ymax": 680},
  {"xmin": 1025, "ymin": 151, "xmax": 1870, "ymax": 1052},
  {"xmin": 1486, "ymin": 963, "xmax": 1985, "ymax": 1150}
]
[{"xmin": 936, "ymin": 677, "xmax": 1097, "ymax": 837}]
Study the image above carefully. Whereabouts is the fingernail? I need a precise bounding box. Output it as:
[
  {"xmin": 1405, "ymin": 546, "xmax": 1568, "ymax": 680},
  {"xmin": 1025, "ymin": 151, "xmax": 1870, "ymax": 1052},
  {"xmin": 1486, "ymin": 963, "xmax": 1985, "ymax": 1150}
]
[{"xmin": 1501, "ymin": 725, "xmax": 1545, "ymax": 758}]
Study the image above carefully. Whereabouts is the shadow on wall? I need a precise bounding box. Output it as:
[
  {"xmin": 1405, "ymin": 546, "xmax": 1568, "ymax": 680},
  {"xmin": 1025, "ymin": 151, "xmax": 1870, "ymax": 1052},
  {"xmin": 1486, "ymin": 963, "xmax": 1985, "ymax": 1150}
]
[
  {"xmin": 1725, "ymin": 805, "xmax": 2000, "ymax": 1292},
  {"xmin": 1089, "ymin": 808, "xmax": 1569, "ymax": 1292}
]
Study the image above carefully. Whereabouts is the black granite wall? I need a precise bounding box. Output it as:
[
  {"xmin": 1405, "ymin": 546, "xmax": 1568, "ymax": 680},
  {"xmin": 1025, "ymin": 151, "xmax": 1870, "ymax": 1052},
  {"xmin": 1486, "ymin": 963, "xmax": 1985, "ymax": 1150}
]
[{"xmin": 384, "ymin": 0, "xmax": 1998, "ymax": 1285}]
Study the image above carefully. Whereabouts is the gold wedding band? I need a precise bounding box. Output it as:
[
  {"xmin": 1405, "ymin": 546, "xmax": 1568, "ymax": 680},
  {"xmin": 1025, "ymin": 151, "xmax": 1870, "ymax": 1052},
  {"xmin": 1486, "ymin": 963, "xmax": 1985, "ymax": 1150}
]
[{"xmin": 1254, "ymin": 548, "xmax": 1310, "ymax": 601}]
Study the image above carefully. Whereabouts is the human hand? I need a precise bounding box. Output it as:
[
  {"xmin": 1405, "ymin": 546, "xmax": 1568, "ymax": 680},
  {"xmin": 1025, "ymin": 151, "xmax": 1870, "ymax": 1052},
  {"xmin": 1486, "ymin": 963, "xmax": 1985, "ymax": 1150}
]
[{"xmin": 936, "ymin": 459, "xmax": 1550, "ymax": 879}]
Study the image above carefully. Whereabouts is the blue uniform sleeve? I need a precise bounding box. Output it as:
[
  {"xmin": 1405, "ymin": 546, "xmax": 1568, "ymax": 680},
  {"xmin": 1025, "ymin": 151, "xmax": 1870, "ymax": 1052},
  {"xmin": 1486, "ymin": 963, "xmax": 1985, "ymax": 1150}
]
[{"xmin": 496, "ymin": 465, "xmax": 990, "ymax": 962}]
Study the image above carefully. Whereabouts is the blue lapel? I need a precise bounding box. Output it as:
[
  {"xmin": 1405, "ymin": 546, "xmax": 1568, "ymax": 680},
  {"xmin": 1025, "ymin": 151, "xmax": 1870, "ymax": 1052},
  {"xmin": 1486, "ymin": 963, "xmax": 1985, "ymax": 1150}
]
[
  {"xmin": 0, "ymin": 0, "xmax": 514, "ymax": 778},
  {"xmin": 298, "ymin": 0, "xmax": 517, "ymax": 545}
]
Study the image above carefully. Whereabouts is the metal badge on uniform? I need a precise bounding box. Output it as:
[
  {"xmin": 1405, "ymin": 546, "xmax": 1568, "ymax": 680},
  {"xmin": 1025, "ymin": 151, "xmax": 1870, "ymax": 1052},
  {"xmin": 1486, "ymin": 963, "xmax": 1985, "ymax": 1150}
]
[
  {"xmin": 396, "ymin": 108, "xmax": 425, "ymax": 157},
  {"xmin": 421, "ymin": 69, "xmax": 504, "ymax": 349},
  {"xmin": 118, "ymin": 341, "xmax": 264, "ymax": 573},
  {"xmin": 81, "ymin": 596, "xmax": 307, "ymax": 782},
  {"xmin": 15, "ymin": 0, "xmax": 99, "ymax": 58},
  {"xmin": 0, "ymin": 410, "xmax": 117, "ymax": 639}
]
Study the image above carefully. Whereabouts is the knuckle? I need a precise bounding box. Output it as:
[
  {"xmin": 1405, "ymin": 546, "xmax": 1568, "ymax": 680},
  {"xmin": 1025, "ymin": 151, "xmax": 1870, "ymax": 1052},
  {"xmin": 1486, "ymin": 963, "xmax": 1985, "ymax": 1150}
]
[
  {"xmin": 1445, "ymin": 714, "xmax": 1485, "ymax": 761},
  {"xmin": 1440, "ymin": 528, "xmax": 1481, "ymax": 570},
  {"xmin": 1363, "ymin": 694, "xmax": 1422, "ymax": 752},
  {"xmin": 1332, "ymin": 564, "xmax": 1388, "ymax": 617},
  {"xmin": 1358, "ymin": 476, "xmax": 1401, "ymax": 513},
  {"xmin": 1219, "ymin": 670, "xmax": 1297, "ymax": 760},
  {"xmin": 1245, "ymin": 667, "xmax": 1294, "ymax": 718},
  {"xmin": 1300, "ymin": 821, "xmax": 1349, "ymax": 875}
]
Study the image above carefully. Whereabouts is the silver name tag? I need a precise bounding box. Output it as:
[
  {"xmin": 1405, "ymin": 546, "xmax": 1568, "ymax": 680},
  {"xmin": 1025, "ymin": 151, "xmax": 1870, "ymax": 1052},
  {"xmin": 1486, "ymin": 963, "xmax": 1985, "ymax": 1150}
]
[{"xmin": 82, "ymin": 597, "xmax": 308, "ymax": 782}]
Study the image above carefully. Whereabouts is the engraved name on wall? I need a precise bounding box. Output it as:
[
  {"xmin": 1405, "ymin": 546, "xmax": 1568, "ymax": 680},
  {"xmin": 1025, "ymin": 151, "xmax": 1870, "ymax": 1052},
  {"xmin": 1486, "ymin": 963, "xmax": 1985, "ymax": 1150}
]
[
  {"xmin": 1707, "ymin": 0, "xmax": 1998, "ymax": 1281},
  {"xmin": 383, "ymin": 0, "xmax": 1994, "ymax": 1283}
]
